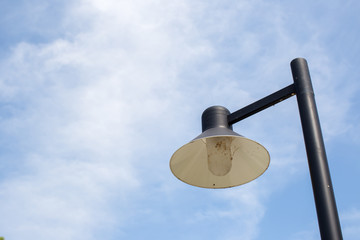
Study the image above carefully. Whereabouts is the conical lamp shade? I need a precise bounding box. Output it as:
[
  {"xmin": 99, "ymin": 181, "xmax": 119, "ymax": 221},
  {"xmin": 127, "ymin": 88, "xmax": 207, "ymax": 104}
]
[{"xmin": 170, "ymin": 127, "xmax": 270, "ymax": 188}]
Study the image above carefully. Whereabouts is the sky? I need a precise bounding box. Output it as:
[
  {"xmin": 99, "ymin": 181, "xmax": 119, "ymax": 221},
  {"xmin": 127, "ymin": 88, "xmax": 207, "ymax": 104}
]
[{"xmin": 0, "ymin": 0, "xmax": 359, "ymax": 239}]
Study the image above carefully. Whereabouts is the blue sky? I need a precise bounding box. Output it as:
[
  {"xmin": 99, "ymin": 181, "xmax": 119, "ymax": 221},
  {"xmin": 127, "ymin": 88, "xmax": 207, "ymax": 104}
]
[{"xmin": 0, "ymin": 0, "xmax": 359, "ymax": 239}]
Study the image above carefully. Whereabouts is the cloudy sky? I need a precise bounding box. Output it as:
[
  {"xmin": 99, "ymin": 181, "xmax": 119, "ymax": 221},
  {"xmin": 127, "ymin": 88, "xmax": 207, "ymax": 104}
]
[{"xmin": 0, "ymin": 0, "xmax": 359, "ymax": 239}]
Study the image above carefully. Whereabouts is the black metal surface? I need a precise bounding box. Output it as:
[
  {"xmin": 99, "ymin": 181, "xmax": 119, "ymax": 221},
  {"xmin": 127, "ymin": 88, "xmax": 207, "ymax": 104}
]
[
  {"xmin": 227, "ymin": 84, "xmax": 296, "ymax": 125},
  {"xmin": 291, "ymin": 58, "xmax": 343, "ymax": 240},
  {"xmin": 202, "ymin": 106, "xmax": 232, "ymax": 132}
]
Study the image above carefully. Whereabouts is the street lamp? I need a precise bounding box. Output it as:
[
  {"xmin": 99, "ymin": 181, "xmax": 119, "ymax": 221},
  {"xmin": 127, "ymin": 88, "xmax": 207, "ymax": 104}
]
[{"xmin": 169, "ymin": 58, "xmax": 343, "ymax": 240}]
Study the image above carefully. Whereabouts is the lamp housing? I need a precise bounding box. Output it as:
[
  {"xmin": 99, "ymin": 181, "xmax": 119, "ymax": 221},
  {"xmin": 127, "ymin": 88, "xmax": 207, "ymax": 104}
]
[{"xmin": 170, "ymin": 106, "xmax": 270, "ymax": 188}]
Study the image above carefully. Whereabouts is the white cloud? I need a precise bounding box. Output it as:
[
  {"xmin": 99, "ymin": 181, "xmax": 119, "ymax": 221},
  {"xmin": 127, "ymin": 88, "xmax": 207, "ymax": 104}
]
[
  {"xmin": 0, "ymin": 0, "xmax": 358, "ymax": 239},
  {"xmin": 0, "ymin": 0, "xmax": 214, "ymax": 239}
]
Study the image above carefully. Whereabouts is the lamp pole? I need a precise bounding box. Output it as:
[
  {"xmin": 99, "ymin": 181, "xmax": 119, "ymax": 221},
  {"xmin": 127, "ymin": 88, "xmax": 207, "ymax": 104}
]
[
  {"xmin": 291, "ymin": 58, "xmax": 342, "ymax": 239},
  {"xmin": 170, "ymin": 58, "xmax": 343, "ymax": 239}
]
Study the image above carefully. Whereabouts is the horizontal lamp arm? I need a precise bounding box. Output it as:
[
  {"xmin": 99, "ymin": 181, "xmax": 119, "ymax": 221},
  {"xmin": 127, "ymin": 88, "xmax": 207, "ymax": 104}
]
[{"xmin": 227, "ymin": 84, "xmax": 296, "ymax": 125}]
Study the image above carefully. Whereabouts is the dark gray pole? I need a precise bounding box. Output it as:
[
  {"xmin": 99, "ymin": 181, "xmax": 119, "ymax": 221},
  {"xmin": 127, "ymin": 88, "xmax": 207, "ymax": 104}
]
[{"xmin": 291, "ymin": 58, "xmax": 343, "ymax": 240}]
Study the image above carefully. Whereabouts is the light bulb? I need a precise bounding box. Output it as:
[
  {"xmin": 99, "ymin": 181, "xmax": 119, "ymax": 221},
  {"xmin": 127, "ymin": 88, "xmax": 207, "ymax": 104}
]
[{"xmin": 205, "ymin": 137, "xmax": 233, "ymax": 176}]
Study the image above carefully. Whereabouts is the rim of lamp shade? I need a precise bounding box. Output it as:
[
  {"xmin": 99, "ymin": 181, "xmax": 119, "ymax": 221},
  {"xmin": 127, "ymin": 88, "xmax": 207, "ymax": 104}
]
[{"xmin": 170, "ymin": 130, "xmax": 270, "ymax": 189}]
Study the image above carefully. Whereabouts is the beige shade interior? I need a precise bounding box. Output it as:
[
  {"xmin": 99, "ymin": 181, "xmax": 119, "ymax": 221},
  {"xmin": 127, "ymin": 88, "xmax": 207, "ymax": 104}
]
[{"xmin": 170, "ymin": 135, "xmax": 270, "ymax": 188}]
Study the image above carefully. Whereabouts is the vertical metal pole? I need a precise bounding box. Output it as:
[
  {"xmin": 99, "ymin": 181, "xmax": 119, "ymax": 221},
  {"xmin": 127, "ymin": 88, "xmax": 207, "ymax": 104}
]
[{"xmin": 291, "ymin": 58, "xmax": 343, "ymax": 240}]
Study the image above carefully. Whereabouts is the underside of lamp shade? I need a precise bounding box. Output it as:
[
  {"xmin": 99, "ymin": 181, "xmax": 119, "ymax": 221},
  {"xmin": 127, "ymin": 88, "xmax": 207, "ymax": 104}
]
[{"xmin": 170, "ymin": 127, "xmax": 270, "ymax": 189}]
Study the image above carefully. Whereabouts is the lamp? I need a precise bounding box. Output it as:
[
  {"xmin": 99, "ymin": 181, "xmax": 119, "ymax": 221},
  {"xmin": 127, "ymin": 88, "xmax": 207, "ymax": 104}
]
[{"xmin": 170, "ymin": 106, "xmax": 269, "ymax": 188}]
